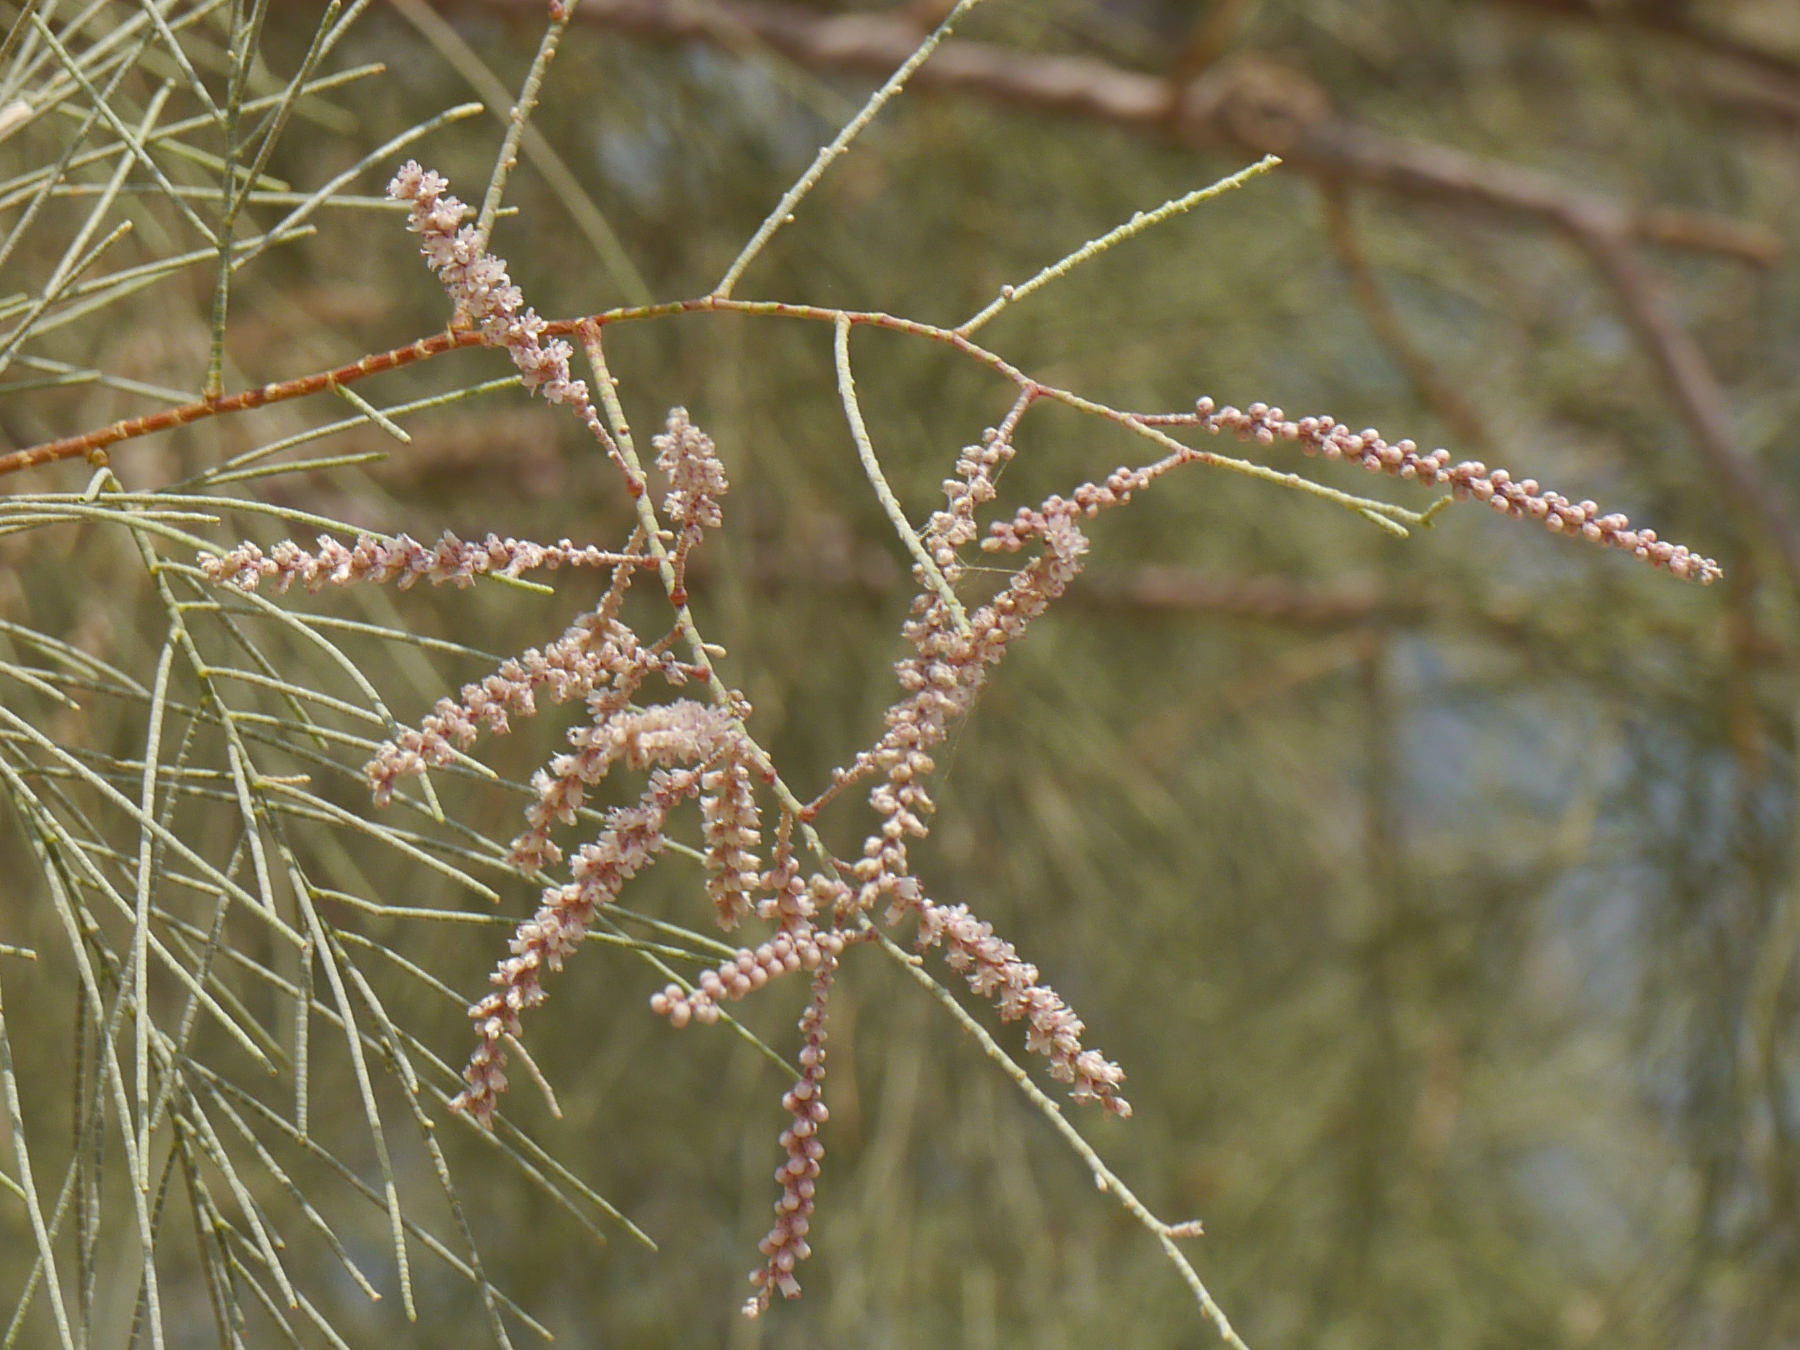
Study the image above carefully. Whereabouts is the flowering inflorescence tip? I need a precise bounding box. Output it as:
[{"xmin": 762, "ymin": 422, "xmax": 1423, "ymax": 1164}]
[
  {"xmin": 1192, "ymin": 397, "xmax": 1722, "ymax": 583},
  {"xmin": 387, "ymin": 162, "xmax": 615, "ymax": 446}
]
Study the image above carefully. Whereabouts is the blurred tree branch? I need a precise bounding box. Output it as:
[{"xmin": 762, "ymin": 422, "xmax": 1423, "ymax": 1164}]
[
  {"xmin": 1493, "ymin": 0, "xmax": 1800, "ymax": 124},
  {"xmin": 461, "ymin": 0, "xmax": 1780, "ymax": 264},
  {"xmin": 1317, "ymin": 185, "xmax": 1495, "ymax": 458},
  {"xmin": 1169, "ymin": 0, "xmax": 1263, "ymax": 84}
]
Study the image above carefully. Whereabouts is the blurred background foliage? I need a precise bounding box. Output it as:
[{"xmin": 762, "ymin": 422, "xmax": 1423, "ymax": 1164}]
[{"xmin": 1, "ymin": 0, "xmax": 1798, "ymax": 1347}]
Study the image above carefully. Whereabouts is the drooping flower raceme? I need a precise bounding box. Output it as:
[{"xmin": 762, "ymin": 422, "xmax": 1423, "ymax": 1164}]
[
  {"xmin": 454, "ymin": 699, "xmax": 758, "ymax": 1124},
  {"xmin": 387, "ymin": 161, "xmax": 612, "ymax": 445}
]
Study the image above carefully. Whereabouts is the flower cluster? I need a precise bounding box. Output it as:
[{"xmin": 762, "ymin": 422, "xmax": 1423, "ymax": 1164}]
[
  {"xmin": 366, "ymin": 609, "xmax": 683, "ymax": 809},
  {"xmin": 654, "ymin": 406, "xmax": 731, "ymax": 604},
  {"xmin": 387, "ymin": 162, "xmax": 611, "ymax": 442},
  {"xmin": 809, "ymin": 426, "xmax": 1131, "ymax": 1115},
  {"xmin": 654, "ymin": 407, "xmax": 729, "ymax": 538},
  {"xmin": 645, "ymin": 858, "xmax": 859, "ymax": 1305},
  {"xmin": 340, "ymin": 160, "xmax": 1740, "ymax": 1321},
  {"xmin": 649, "ymin": 926, "xmax": 845, "ymax": 1027},
  {"xmin": 983, "ymin": 457, "xmax": 1179, "ymax": 553},
  {"xmin": 701, "ymin": 749, "xmax": 763, "ymax": 929},
  {"xmin": 455, "ymin": 689, "xmax": 778, "ymax": 1121},
  {"xmin": 917, "ymin": 897, "xmax": 1130, "ymax": 1115},
  {"xmin": 198, "ymin": 530, "xmax": 636, "ymax": 595},
  {"xmin": 653, "ymin": 868, "xmax": 852, "ymax": 1026},
  {"xmin": 847, "ymin": 450, "xmax": 1089, "ymax": 921},
  {"xmin": 1190, "ymin": 397, "xmax": 1723, "ymax": 583},
  {"xmin": 513, "ymin": 701, "xmax": 739, "ymax": 871},
  {"xmin": 329, "ymin": 406, "xmax": 771, "ymax": 1129},
  {"xmin": 882, "ymin": 500, "xmax": 1090, "ymax": 848},
  {"xmin": 456, "ymin": 778, "xmax": 689, "ymax": 1125},
  {"xmin": 923, "ymin": 423, "xmax": 1017, "ymax": 568},
  {"xmin": 648, "ymin": 432, "xmax": 1160, "ymax": 1301},
  {"xmin": 743, "ymin": 964, "xmax": 835, "ymax": 1316}
]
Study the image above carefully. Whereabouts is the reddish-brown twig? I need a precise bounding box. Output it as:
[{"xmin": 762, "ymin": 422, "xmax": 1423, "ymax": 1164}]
[{"xmin": 0, "ymin": 329, "xmax": 492, "ymax": 475}]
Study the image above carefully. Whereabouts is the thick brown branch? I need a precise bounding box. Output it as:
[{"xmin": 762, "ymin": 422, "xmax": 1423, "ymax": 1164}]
[
  {"xmin": 1169, "ymin": 0, "xmax": 1262, "ymax": 85},
  {"xmin": 1576, "ymin": 232, "xmax": 1800, "ymax": 583},
  {"xmin": 1172, "ymin": 61, "xmax": 1782, "ymax": 265},
  {"xmin": 457, "ymin": 0, "xmax": 1781, "ymax": 267}
]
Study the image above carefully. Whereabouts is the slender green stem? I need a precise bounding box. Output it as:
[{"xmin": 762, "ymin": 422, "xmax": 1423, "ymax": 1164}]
[
  {"xmin": 873, "ymin": 929, "xmax": 1249, "ymax": 1350},
  {"xmin": 132, "ymin": 639, "xmax": 176, "ymax": 1192},
  {"xmin": 29, "ymin": 14, "xmax": 217, "ymax": 243},
  {"xmin": 713, "ymin": 0, "xmax": 989, "ymax": 298},
  {"xmin": 330, "ymin": 379, "xmax": 411, "ymax": 442},
  {"xmin": 0, "ymin": 967, "xmax": 77, "ymax": 1350},
  {"xmin": 834, "ymin": 313, "xmax": 969, "ymax": 633},
  {"xmin": 959, "ymin": 156, "xmax": 1281, "ymax": 334},
  {"xmin": 473, "ymin": 4, "xmax": 574, "ymax": 245}
]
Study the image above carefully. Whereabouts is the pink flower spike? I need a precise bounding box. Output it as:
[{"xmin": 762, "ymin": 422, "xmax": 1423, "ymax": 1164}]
[{"xmin": 387, "ymin": 162, "xmax": 614, "ymax": 446}]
